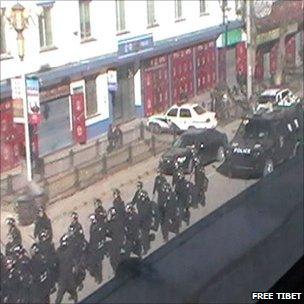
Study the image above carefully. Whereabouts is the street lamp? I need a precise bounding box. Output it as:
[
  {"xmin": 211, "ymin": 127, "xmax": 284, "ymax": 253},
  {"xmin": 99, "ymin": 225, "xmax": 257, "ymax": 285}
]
[{"xmin": 7, "ymin": 3, "xmax": 33, "ymax": 181}]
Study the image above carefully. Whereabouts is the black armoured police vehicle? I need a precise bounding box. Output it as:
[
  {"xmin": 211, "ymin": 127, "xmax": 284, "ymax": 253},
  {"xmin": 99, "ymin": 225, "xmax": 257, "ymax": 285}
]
[
  {"xmin": 226, "ymin": 104, "xmax": 302, "ymax": 178},
  {"xmin": 159, "ymin": 128, "xmax": 228, "ymax": 175}
]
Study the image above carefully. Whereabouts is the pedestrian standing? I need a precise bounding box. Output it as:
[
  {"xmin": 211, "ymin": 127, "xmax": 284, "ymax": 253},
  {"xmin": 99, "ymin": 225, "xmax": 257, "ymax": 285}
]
[{"xmin": 131, "ymin": 181, "xmax": 143, "ymax": 207}]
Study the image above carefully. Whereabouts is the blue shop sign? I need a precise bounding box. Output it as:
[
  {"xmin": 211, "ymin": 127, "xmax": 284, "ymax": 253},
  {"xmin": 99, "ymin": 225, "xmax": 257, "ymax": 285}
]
[{"xmin": 118, "ymin": 34, "xmax": 154, "ymax": 57}]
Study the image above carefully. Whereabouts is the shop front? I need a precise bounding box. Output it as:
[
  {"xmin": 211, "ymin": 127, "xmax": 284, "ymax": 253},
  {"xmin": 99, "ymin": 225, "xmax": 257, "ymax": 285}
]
[
  {"xmin": 216, "ymin": 28, "xmax": 244, "ymax": 86},
  {"xmin": 38, "ymin": 84, "xmax": 73, "ymax": 156}
]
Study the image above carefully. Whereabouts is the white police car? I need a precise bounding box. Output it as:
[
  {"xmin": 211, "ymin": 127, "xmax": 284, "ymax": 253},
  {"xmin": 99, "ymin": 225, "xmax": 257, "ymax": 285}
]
[
  {"xmin": 256, "ymin": 88, "xmax": 300, "ymax": 113},
  {"xmin": 147, "ymin": 104, "xmax": 217, "ymax": 133}
]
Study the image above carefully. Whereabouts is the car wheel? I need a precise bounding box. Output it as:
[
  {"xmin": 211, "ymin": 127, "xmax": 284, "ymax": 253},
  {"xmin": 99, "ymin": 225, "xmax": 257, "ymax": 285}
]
[
  {"xmin": 150, "ymin": 123, "xmax": 161, "ymax": 134},
  {"xmin": 263, "ymin": 159, "xmax": 274, "ymax": 177},
  {"xmin": 216, "ymin": 146, "xmax": 225, "ymax": 162},
  {"xmin": 290, "ymin": 141, "xmax": 300, "ymax": 159}
]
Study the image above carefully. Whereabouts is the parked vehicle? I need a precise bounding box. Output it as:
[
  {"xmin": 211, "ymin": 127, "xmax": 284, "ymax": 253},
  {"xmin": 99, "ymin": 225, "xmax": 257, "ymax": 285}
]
[
  {"xmin": 147, "ymin": 104, "xmax": 217, "ymax": 133},
  {"xmin": 226, "ymin": 104, "xmax": 302, "ymax": 178},
  {"xmin": 159, "ymin": 128, "xmax": 228, "ymax": 175},
  {"xmin": 255, "ymin": 88, "xmax": 300, "ymax": 113}
]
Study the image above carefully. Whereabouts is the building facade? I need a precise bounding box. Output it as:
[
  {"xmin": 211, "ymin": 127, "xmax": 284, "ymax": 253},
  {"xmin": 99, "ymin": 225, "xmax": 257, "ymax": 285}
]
[{"xmin": 1, "ymin": 0, "xmax": 303, "ymax": 173}]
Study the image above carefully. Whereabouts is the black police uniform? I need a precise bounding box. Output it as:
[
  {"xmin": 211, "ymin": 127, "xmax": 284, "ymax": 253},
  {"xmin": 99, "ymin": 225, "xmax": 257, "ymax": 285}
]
[
  {"xmin": 55, "ymin": 242, "xmax": 78, "ymax": 304},
  {"xmin": 37, "ymin": 237, "xmax": 57, "ymax": 292},
  {"xmin": 124, "ymin": 210, "xmax": 141, "ymax": 258},
  {"xmin": 113, "ymin": 196, "xmax": 125, "ymax": 220},
  {"xmin": 194, "ymin": 163, "xmax": 207, "ymax": 206},
  {"xmin": 31, "ymin": 251, "xmax": 52, "ymax": 303},
  {"xmin": 34, "ymin": 213, "xmax": 53, "ymax": 241},
  {"xmin": 1, "ymin": 262, "xmax": 23, "ymax": 304},
  {"xmin": 68, "ymin": 226, "xmax": 88, "ymax": 292},
  {"xmin": 8, "ymin": 226, "xmax": 22, "ymax": 249},
  {"xmin": 152, "ymin": 172, "xmax": 167, "ymax": 200},
  {"xmin": 15, "ymin": 250, "xmax": 33, "ymax": 303},
  {"xmin": 137, "ymin": 193, "xmax": 153, "ymax": 254},
  {"xmin": 88, "ymin": 218, "xmax": 106, "ymax": 283},
  {"xmin": 175, "ymin": 175, "xmax": 191, "ymax": 226},
  {"xmin": 106, "ymin": 212, "xmax": 125, "ymax": 272}
]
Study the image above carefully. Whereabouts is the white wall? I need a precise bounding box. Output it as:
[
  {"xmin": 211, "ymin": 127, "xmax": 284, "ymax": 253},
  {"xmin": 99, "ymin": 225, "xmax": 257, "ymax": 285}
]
[{"xmin": 1, "ymin": 0, "xmax": 239, "ymax": 82}]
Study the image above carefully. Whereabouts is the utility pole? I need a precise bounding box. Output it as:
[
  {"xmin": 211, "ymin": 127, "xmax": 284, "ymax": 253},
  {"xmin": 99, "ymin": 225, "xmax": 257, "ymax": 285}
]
[{"xmin": 246, "ymin": 0, "xmax": 253, "ymax": 101}]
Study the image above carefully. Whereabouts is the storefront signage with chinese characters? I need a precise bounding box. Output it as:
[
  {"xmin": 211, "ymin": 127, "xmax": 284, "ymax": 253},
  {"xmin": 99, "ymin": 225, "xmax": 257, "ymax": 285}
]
[
  {"xmin": 118, "ymin": 34, "xmax": 154, "ymax": 57},
  {"xmin": 256, "ymin": 28, "xmax": 280, "ymax": 45}
]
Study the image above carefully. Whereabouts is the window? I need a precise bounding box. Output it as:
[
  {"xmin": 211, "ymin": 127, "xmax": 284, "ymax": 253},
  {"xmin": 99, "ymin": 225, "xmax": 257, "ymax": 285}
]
[
  {"xmin": 180, "ymin": 108, "xmax": 191, "ymax": 118},
  {"xmin": 38, "ymin": 6, "xmax": 53, "ymax": 48},
  {"xmin": 175, "ymin": 0, "xmax": 182, "ymax": 20},
  {"xmin": 167, "ymin": 108, "xmax": 178, "ymax": 117},
  {"xmin": 193, "ymin": 105, "xmax": 206, "ymax": 115},
  {"xmin": 85, "ymin": 77, "xmax": 97, "ymax": 118},
  {"xmin": 0, "ymin": 8, "xmax": 7, "ymax": 55},
  {"xmin": 116, "ymin": 0, "xmax": 126, "ymax": 32},
  {"xmin": 199, "ymin": 0, "xmax": 206, "ymax": 14},
  {"xmin": 147, "ymin": 0, "xmax": 156, "ymax": 27},
  {"xmin": 79, "ymin": 0, "xmax": 91, "ymax": 40}
]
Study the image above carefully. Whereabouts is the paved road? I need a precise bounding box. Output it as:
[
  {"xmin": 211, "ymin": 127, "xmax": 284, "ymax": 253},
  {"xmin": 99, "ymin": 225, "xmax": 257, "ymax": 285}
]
[{"xmin": 1, "ymin": 119, "xmax": 259, "ymax": 303}]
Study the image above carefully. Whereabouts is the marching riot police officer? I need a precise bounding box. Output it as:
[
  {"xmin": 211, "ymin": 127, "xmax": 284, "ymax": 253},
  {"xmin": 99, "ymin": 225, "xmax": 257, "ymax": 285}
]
[
  {"xmin": 194, "ymin": 158, "xmax": 208, "ymax": 206},
  {"xmin": 37, "ymin": 230, "xmax": 57, "ymax": 293},
  {"xmin": 161, "ymin": 182, "xmax": 181, "ymax": 242},
  {"xmin": 5, "ymin": 218, "xmax": 22, "ymax": 252},
  {"xmin": 34, "ymin": 206, "xmax": 53, "ymax": 241},
  {"xmin": 13, "ymin": 245, "xmax": 33, "ymax": 303},
  {"xmin": 131, "ymin": 181, "xmax": 143, "ymax": 206},
  {"xmin": 88, "ymin": 213, "xmax": 106, "ymax": 283},
  {"xmin": 112, "ymin": 189, "xmax": 125, "ymax": 220},
  {"xmin": 174, "ymin": 171, "xmax": 191, "ymax": 226},
  {"xmin": 106, "ymin": 207, "xmax": 125, "ymax": 272},
  {"xmin": 94, "ymin": 198, "xmax": 107, "ymax": 224},
  {"xmin": 1, "ymin": 256, "xmax": 23, "ymax": 303},
  {"xmin": 124, "ymin": 204, "xmax": 141, "ymax": 258},
  {"xmin": 172, "ymin": 162, "xmax": 183, "ymax": 188},
  {"xmin": 152, "ymin": 167, "xmax": 167, "ymax": 202},
  {"xmin": 30, "ymin": 243, "xmax": 52, "ymax": 303},
  {"xmin": 68, "ymin": 212, "xmax": 87, "ymax": 292},
  {"xmin": 55, "ymin": 234, "xmax": 78, "ymax": 304},
  {"xmin": 137, "ymin": 190, "xmax": 153, "ymax": 254}
]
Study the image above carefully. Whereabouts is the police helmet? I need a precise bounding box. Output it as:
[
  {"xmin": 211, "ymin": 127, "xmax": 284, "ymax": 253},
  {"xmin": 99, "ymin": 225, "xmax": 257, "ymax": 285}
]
[
  {"xmin": 177, "ymin": 171, "xmax": 184, "ymax": 180},
  {"xmin": 136, "ymin": 181, "xmax": 143, "ymax": 189},
  {"xmin": 125, "ymin": 203, "xmax": 135, "ymax": 214},
  {"xmin": 60, "ymin": 234, "xmax": 69, "ymax": 247},
  {"xmin": 5, "ymin": 256, "xmax": 16, "ymax": 269},
  {"xmin": 38, "ymin": 206, "xmax": 45, "ymax": 214},
  {"xmin": 5, "ymin": 217, "xmax": 16, "ymax": 226},
  {"xmin": 71, "ymin": 211, "xmax": 78, "ymax": 220},
  {"xmin": 89, "ymin": 213, "xmax": 97, "ymax": 223},
  {"xmin": 30, "ymin": 243, "xmax": 39, "ymax": 255},
  {"xmin": 39, "ymin": 229, "xmax": 49, "ymax": 242},
  {"xmin": 139, "ymin": 190, "xmax": 148, "ymax": 201},
  {"xmin": 108, "ymin": 207, "xmax": 117, "ymax": 220},
  {"xmin": 13, "ymin": 244, "xmax": 23, "ymax": 255},
  {"xmin": 113, "ymin": 188, "xmax": 121, "ymax": 197},
  {"xmin": 94, "ymin": 198, "xmax": 102, "ymax": 208}
]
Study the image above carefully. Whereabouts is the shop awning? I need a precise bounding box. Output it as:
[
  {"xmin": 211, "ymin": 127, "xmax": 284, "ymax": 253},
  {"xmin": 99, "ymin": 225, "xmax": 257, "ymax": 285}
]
[{"xmin": 1, "ymin": 20, "xmax": 243, "ymax": 100}]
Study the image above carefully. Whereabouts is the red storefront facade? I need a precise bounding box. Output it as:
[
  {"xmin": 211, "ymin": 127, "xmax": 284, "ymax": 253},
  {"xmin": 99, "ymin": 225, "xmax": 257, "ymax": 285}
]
[
  {"xmin": 0, "ymin": 100, "xmax": 39, "ymax": 173},
  {"xmin": 142, "ymin": 40, "xmax": 217, "ymax": 117}
]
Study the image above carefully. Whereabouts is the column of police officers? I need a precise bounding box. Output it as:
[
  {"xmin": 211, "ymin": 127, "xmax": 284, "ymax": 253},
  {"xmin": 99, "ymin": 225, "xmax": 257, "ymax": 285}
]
[{"xmin": 1, "ymin": 152, "xmax": 208, "ymax": 304}]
